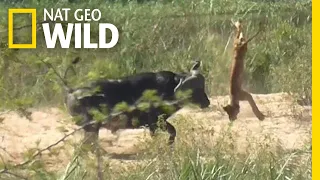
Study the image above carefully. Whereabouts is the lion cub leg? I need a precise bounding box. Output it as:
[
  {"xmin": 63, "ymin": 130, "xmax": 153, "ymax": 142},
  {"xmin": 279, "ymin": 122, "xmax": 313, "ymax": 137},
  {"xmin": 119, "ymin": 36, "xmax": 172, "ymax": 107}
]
[{"xmin": 239, "ymin": 90, "xmax": 265, "ymax": 120}]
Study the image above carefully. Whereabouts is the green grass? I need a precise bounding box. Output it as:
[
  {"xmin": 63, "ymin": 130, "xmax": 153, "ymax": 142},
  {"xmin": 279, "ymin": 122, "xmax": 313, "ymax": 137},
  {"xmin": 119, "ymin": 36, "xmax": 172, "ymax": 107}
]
[
  {"xmin": 0, "ymin": 0, "xmax": 312, "ymax": 179},
  {"xmin": 0, "ymin": 0, "xmax": 311, "ymax": 110}
]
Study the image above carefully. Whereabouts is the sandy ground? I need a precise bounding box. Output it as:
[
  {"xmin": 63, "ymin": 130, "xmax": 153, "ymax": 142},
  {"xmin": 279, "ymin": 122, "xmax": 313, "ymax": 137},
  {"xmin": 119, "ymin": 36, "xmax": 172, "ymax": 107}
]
[{"xmin": 0, "ymin": 92, "xmax": 312, "ymax": 172}]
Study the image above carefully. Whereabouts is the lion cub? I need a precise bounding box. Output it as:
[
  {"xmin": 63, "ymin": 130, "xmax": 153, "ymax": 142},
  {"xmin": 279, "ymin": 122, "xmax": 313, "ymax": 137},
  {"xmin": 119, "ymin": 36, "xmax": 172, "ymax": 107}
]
[{"xmin": 223, "ymin": 20, "xmax": 265, "ymax": 121}]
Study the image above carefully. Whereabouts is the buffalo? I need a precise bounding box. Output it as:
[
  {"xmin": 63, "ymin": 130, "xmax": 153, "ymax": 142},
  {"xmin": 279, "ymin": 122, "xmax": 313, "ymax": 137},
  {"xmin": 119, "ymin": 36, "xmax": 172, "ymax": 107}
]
[{"xmin": 64, "ymin": 61, "xmax": 210, "ymax": 145}]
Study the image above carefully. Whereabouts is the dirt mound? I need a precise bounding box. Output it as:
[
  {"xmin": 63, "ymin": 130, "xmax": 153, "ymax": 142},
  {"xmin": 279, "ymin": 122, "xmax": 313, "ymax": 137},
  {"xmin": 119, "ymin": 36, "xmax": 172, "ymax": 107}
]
[
  {"xmin": 0, "ymin": 93, "xmax": 311, "ymax": 171},
  {"xmin": 175, "ymin": 92, "xmax": 311, "ymax": 153}
]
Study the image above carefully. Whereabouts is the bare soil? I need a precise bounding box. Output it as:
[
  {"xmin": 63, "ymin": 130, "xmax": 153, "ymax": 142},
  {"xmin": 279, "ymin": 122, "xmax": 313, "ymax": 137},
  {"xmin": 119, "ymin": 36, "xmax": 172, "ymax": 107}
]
[{"xmin": 0, "ymin": 93, "xmax": 312, "ymax": 172}]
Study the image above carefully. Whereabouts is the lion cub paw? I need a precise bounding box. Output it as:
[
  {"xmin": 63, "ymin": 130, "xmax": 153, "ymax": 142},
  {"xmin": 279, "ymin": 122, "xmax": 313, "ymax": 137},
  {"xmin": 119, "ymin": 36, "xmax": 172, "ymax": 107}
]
[{"xmin": 257, "ymin": 113, "xmax": 265, "ymax": 121}]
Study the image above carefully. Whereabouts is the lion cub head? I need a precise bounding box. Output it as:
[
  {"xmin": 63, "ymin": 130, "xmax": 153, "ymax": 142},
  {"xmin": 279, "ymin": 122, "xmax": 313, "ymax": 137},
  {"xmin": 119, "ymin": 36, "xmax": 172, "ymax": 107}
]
[{"xmin": 223, "ymin": 104, "xmax": 240, "ymax": 121}]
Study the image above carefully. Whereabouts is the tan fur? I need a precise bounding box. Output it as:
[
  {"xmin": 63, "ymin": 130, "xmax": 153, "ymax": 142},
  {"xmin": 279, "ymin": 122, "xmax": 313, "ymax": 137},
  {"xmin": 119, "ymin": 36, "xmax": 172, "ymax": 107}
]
[{"xmin": 223, "ymin": 21, "xmax": 265, "ymax": 121}]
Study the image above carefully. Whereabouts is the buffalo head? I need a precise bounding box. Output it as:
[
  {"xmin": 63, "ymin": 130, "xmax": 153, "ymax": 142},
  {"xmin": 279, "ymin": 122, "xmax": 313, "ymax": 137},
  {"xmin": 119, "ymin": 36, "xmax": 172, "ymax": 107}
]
[{"xmin": 174, "ymin": 61, "xmax": 210, "ymax": 108}]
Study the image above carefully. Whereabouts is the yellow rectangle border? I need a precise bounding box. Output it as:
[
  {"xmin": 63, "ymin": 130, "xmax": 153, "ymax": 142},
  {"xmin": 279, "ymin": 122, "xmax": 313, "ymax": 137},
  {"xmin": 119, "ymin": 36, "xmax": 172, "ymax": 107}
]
[
  {"xmin": 8, "ymin": 9, "xmax": 37, "ymax": 49},
  {"xmin": 313, "ymin": 1, "xmax": 317, "ymax": 180}
]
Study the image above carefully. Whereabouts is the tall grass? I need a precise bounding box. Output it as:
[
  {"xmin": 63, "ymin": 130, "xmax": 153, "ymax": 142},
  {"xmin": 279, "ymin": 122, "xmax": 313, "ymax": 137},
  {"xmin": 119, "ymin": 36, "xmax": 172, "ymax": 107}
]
[{"xmin": 0, "ymin": 0, "xmax": 311, "ymax": 109}]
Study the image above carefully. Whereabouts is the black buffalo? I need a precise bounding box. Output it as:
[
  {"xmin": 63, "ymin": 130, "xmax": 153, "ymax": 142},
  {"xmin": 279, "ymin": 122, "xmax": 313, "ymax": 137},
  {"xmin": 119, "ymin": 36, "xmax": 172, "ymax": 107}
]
[{"xmin": 65, "ymin": 61, "xmax": 210, "ymax": 145}]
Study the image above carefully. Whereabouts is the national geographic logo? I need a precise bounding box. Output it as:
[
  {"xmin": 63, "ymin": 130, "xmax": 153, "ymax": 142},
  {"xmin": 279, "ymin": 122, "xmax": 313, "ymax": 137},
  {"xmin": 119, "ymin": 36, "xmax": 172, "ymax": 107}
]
[
  {"xmin": 8, "ymin": 9, "xmax": 37, "ymax": 48},
  {"xmin": 8, "ymin": 8, "xmax": 119, "ymax": 49}
]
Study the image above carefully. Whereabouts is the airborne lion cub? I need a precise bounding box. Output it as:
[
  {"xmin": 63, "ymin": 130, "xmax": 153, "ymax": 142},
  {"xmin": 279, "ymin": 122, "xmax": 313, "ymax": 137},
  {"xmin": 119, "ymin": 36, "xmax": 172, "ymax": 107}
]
[{"xmin": 223, "ymin": 20, "xmax": 265, "ymax": 121}]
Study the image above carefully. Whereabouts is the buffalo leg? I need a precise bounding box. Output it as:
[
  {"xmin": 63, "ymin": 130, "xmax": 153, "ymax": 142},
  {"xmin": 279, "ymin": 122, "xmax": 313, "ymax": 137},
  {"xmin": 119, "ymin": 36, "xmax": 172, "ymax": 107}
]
[
  {"xmin": 147, "ymin": 108, "xmax": 159, "ymax": 137},
  {"xmin": 82, "ymin": 112, "xmax": 101, "ymax": 147},
  {"xmin": 83, "ymin": 123, "xmax": 101, "ymax": 147},
  {"xmin": 165, "ymin": 122, "xmax": 176, "ymax": 145},
  {"xmin": 149, "ymin": 123, "xmax": 157, "ymax": 137}
]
